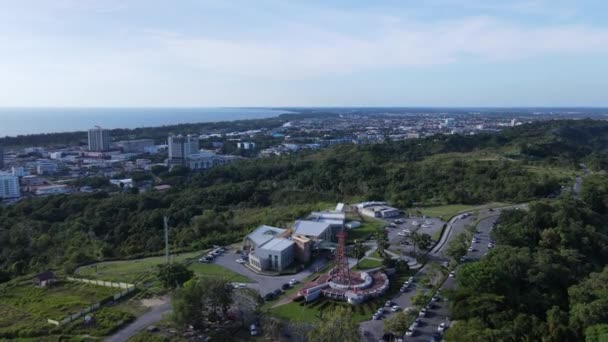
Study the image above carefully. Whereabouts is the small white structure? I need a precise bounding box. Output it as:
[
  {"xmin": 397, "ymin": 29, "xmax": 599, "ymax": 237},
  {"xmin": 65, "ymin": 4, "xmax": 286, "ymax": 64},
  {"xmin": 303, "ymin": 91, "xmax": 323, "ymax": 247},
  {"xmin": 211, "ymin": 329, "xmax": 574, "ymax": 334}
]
[
  {"xmin": 355, "ymin": 201, "xmax": 400, "ymax": 218},
  {"xmin": 346, "ymin": 221, "xmax": 361, "ymax": 229}
]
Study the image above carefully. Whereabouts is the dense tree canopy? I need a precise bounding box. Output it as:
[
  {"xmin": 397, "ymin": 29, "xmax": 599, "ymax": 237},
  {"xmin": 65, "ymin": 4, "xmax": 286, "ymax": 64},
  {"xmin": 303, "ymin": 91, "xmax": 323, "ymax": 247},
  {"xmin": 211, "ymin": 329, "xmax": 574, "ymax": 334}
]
[{"xmin": 1, "ymin": 120, "xmax": 607, "ymax": 281}]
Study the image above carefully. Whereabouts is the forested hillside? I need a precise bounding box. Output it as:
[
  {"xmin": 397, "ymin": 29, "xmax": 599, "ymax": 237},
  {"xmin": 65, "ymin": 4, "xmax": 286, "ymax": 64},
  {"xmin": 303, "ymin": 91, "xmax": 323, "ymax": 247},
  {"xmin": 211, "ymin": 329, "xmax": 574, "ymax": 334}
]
[
  {"xmin": 1, "ymin": 120, "xmax": 607, "ymax": 282},
  {"xmin": 445, "ymin": 174, "xmax": 608, "ymax": 341}
]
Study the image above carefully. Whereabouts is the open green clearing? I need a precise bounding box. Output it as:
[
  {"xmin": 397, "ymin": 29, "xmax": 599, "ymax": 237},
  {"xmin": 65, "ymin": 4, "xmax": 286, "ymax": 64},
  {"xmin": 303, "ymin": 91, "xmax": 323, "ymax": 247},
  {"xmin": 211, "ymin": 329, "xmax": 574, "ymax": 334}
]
[
  {"xmin": 75, "ymin": 251, "xmax": 204, "ymax": 284},
  {"xmin": 189, "ymin": 263, "xmax": 252, "ymax": 283},
  {"xmin": 0, "ymin": 280, "xmax": 124, "ymax": 338},
  {"xmin": 0, "ymin": 281, "xmax": 116, "ymax": 320},
  {"xmin": 356, "ymin": 258, "xmax": 383, "ymax": 270},
  {"xmin": 415, "ymin": 202, "xmax": 510, "ymax": 220},
  {"xmin": 270, "ymin": 296, "xmax": 385, "ymax": 323},
  {"xmin": 346, "ymin": 216, "xmax": 386, "ymax": 242}
]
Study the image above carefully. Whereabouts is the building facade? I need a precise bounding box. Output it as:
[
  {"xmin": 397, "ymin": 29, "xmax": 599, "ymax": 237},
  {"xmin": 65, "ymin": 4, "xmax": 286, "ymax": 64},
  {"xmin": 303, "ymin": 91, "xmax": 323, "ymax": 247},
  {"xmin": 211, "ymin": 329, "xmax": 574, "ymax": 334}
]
[
  {"xmin": 88, "ymin": 126, "xmax": 111, "ymax": 152},
  {"xmin": 0, "ymin": 173, "xmax": 20, "ymax": 199},
  {"xmin": 168, "ymin": 135, "xmax": 199, "ymax": 160},
  {"xmin": 115, "ymin": 139, "xmax": 155, "ymax": 153}
]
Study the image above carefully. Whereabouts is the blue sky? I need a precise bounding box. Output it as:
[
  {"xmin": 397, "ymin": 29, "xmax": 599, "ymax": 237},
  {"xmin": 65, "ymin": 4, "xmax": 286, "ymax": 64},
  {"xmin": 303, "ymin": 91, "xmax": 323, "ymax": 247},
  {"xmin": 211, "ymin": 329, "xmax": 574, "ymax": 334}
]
[{"xmin": 1, "ymin": 0, "xmax": 607, "ymax": 107}]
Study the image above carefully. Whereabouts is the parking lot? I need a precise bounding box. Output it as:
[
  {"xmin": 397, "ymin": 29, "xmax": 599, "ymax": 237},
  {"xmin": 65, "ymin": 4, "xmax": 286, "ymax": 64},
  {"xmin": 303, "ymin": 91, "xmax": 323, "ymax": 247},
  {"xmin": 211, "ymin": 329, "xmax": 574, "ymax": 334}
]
[
  {"xmin": 385, "ymin": 217, "xmax": 445, "ymax": 256},
  {"xmin": 360, "ymin": 208, "xmax": 507, "ymax": 341},
  {"xmin": 199, "ymin": 248, "xmax": 330, "ymax": 296}
]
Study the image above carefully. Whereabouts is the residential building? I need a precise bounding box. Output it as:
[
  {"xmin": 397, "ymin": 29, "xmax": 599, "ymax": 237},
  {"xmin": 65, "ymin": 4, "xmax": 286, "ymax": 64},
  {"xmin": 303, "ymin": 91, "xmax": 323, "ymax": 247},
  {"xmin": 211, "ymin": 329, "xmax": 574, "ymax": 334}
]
[
  {"xmin": 0, "ymin": 173, "xmax": 20, "ymax": 198},
  {"xmin": 50, "ymin": 152, "xmax": 64, "ymax": 160},
  {"xmin": 36, "ymin": 160, "xmax": 58, "ymax": 175},
  {"xmin": 11, "ymin": 167, "xmax": 27, "ymax": 177},
  {"xmin": 168, "ymin": 134, "xmax": 199, "ymax": 161},
  {"xmin": 237, "ymin": 142, "xmax": 256, "ymax": 150},
  {"xmin": 88, "ymin": 126, "xmax": 111, "ymax": 152},
  {"xmin": 35, "ymin": 184, "xmax": 69, "ymax": 196},
  {"xmin": 115, "ymin": 139, "xmax": 155, "ymax": 153}
]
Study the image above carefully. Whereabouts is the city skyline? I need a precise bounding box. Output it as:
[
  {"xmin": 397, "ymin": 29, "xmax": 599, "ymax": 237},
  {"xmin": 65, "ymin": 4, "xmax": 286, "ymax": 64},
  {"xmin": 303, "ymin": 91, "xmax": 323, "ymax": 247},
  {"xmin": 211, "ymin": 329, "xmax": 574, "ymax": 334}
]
[{"xmin": 1, "ymin": 0, "xmax": 607, "ymax": 107}]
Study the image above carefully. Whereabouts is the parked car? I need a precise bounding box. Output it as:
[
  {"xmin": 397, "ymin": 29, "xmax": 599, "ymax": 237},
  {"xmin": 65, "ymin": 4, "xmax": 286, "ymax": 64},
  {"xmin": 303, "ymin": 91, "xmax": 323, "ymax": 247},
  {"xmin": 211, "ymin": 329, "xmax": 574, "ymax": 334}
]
[
  {"xmin": 403, "ymin": 229, "xmax": 411, "ymax": 234},
  {"xmin": 250, "ymin": 324, "xmax": 259, "ymax": 336},
  {"xmin": 391, "ymin": 305, "xmax": 400, "ymax": 312},
  {"xmin": 385, "ymin": 300, "xmax": 393, "ymax": 307},
  {"xmin": 199, "ymin": 257, "xmax": 210, "ymax": 263},
  {"xmin": 264, "ymin": 293, "xmax": 275, "ymax": 301},
  {"xmin": 488, "ymin": 242, "xmax": 495, "ymax": 248},
  {"xmin": 449, "ymin": 271, "xmax": 456, "ymax": 278},
  {"xmin": 400, "ymin": 286, "xmax": 408, "ymax": 293},
  {"xmin": 411, "ymin": 318, "xmax": 421, "ymax": 327},
  {"xmin": 281, "ymin": 283, "xmax": 290, "ymax": 290},
  {"xmin": 372, "ymin": 313, "xmax": 381, "ymax": 320},
  {"xmin": 236, "ymin": 258, "xmax": 246, "ymax": 264},
  {"xmin": 432, "ymin": 295, "xmax": 440, "ymax": 302},
  {"xmin": 397, "ymin": 232, "xmax": 406, "ymax": 236},
  {"xmin": 419, "ymin": 308, "xmax": 427, "ymax": 317},
  {"xmin": 468, "ymin": 246, "xmax": 475, "ymax": 252},
  {"xmin": 405, "ymin": 328, "xmax": 415, "ymax": 337},
  {"xmin": 437, "ymin": 322, "xmax": 447, "ymax": 332},
  {"xmin": 273, "ymin": 289, "xmax": 283, "ymax": 296},
  {"xmin": 289, "ymin": 278, "xmax": 299, "ymax": 286}
]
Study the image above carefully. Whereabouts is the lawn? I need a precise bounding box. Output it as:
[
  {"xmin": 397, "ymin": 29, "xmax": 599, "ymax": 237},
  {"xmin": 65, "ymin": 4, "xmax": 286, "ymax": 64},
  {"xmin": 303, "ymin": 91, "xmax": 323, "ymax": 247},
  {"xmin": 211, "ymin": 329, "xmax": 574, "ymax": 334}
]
[
  {"xmin": 347, "ymin": 216, "xmax": 386, "ymax": 243},
  {"xmin": 0, "ymin": 281, "xmax": 117, "ymax": 320},
  {"xmin": 270, "ymin": 297, "xmax": 385, "ymax": 323},
  {"xmin": 356, "ymin": 258, "xmax": 383, "ymax": 270},
  {"xmin": 0, "ymin": 280, "xmax": 123, "ymax": 338},
  {"xmin": 75, "ymin": 251, "xmax": 204, "ymax": 284},
  {"xmin": 416, "ymin": 202, "xmax": 509, "ymax": 220},
  {"xmin": 188, "ymin": 263, "xmax": 252, "ymax": 283}
]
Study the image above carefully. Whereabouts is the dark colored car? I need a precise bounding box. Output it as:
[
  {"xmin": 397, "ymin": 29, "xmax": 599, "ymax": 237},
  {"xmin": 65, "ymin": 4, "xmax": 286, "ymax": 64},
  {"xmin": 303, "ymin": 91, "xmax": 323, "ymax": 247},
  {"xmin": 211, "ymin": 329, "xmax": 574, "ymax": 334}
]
[{"xmin": 281, "ymin": 283, "xmax": 290, "ymax": 290}]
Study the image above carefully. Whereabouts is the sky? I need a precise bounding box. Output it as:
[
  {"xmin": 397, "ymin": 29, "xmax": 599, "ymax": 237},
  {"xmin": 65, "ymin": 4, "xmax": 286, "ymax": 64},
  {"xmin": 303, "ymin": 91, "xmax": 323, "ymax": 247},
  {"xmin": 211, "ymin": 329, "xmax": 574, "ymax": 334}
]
[{"xmin": 1, "ymin": 0, "xmax": 607, "ymax": 107}]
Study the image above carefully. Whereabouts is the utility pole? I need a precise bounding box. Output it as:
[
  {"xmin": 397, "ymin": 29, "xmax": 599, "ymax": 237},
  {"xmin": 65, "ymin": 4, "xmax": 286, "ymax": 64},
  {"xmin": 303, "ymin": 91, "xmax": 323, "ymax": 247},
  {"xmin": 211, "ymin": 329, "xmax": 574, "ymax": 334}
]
[{"xmin": 164, "ymin": 216, "xmax": 170, "ymax": 264}]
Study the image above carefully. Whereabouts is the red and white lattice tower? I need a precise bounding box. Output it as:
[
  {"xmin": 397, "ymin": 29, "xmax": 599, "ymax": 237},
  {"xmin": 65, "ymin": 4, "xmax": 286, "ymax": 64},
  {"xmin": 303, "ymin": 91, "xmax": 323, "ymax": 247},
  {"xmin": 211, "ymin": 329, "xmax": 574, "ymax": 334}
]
[{"xmin": 332, "ymin": 230, "xmax": 351, "ymax": 286}]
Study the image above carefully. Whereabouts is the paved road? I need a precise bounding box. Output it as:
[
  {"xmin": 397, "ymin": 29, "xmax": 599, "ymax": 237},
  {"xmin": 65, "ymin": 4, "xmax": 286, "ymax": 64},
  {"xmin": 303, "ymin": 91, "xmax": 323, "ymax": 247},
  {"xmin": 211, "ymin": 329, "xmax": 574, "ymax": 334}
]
[
  {"xmin": 213, "ymin": 252, "xmax": 332, "ymax": 295},
  {"xmin": 408, "ymin": 216, "xmax": 497, "ymax": 341},
  {"xmin": 359, "ymin": 206, "xmax": 518, "ymax": 341},
  {"xmin": 105, "ymin": 299, "xmax": 172, "ymax": 342}
]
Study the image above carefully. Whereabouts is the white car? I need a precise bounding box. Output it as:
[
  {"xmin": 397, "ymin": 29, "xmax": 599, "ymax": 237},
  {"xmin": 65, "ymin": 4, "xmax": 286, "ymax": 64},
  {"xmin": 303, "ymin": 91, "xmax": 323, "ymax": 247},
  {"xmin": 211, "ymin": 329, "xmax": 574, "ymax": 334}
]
[
  {"xmin": 397, "ymin": 232, "xmax": 406, "ymax": 236},
  {"xmin": 391, "ymin": 305, "xmax": 400, "ymax": 312},
  {"xmin": 289, "ymin": 278, "xmax": 299, "ymax": 285},
  {"xmin": 411, "ymin": 318, "xmax": 421, "ymax": 327},
  {"xmin": 432, "ymin": 295, "xmax": 440, "ymax": 302},
  {"xmin": 405, "ymin": 328, "xmax": 415, "ymax": 337},
  {"xmin": 449, "ymin": 271, "xmax": 455, "ymax": 277},
  {"xmin": 438, "ymin": 322, "xmax": 447, "ymax": 332},
  {"xmin": 419, "ymin": 308, "xmax": 427, "ymax": 317},
  {"xmin": 372, "ymin": 313, "xmax": 381, "ymax": 320},
  {"xmin": 236, "ymin": 258, "xmax": 246, "ymax": 264},
  {"xmin": 403, "ymin": 229, "xmax": 411, "ymax": 234},
  {"xmin": 408, "ymin": 277, "xmax": 414, "ymax": 283},
  {"xmin": 488, "ymin": 242, "xmax": 495, "ymax": 248},
  {"xmin": 468, "ymin": 247, "xmax": 475, "ymax": 252},
  {"xmin": 403, "ymin": 281, "xmax": 410, "ymax": 288}
]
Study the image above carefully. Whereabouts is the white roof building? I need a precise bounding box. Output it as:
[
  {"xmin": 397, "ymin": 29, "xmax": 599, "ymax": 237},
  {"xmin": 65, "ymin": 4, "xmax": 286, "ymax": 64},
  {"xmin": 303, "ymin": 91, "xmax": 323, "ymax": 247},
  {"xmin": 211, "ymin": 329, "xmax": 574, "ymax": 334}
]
[
  {"xmin": 293, "ymin": 220, "xmax": 332, "ymax": 241},
  {"xmin": 243, "ymin": 225, "xmax": 286, "ymax": 250}
]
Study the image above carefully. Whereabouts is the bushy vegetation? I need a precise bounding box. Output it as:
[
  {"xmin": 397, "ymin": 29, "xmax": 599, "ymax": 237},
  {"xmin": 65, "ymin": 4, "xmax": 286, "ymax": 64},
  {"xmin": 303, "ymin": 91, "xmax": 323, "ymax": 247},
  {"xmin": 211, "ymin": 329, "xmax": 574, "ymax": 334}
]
[
  {"xmin": 444, "ymin": 175, "xmax": 608, "ymax": 341},
  {"xmin": 2, "ymin": 120, "xmax": 606, "ymax": 282}
]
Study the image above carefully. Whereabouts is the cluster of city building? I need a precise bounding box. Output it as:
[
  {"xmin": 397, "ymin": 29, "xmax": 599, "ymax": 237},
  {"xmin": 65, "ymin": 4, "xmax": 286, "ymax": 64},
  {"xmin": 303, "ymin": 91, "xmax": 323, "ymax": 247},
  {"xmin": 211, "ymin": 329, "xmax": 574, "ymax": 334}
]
[{"xmin": 0, "ymin": 126, "xmax": 242, "ymax": 201}]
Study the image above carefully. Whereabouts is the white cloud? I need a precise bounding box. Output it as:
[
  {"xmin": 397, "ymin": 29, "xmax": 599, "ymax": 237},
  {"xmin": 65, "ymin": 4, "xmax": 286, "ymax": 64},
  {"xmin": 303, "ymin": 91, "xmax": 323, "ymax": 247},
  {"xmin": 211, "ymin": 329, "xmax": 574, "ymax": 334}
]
[{"xmin": 151, "ymin": 17, "xmax": 608, "ymax": 80}]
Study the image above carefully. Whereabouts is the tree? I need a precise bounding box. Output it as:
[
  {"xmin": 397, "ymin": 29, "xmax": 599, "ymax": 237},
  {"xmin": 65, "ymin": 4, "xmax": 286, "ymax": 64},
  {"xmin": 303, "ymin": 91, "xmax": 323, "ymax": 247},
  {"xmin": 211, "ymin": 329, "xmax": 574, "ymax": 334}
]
[
  {"xmin": 384, "ymin": 311, "xmax": 414, "ymax": 336},
  {"xmin": 409, "ymin": 232, "xmax": 432, "ymax": 255},
  {"xmin": 446, "ymin": 233, "xmax": 468, "ymax": 261},
  {"xmin": 172, "ymin": 280, "xmax": 206, "ymax": 329},
  {"xmin": 307, "ymin": 306, "xmax": 360, "ymax": 342},
  {"xmin": 157, "ymin": 263, "xmax": 194, "ymax": 289},
  {"xmin": 172, "ymin": 277, "xmax": 234, "ymax": 329},
  {"xmin": 353, "ymin": 240, "xmax": 366, "ymax": 268}
]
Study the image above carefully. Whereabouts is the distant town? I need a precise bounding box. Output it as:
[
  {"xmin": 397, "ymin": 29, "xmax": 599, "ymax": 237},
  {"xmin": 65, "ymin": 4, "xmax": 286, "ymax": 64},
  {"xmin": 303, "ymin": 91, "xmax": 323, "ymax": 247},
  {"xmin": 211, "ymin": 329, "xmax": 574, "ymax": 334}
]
[{"xmin": 0, "ymin": 108, "xmax": 605, "ymax": 203}]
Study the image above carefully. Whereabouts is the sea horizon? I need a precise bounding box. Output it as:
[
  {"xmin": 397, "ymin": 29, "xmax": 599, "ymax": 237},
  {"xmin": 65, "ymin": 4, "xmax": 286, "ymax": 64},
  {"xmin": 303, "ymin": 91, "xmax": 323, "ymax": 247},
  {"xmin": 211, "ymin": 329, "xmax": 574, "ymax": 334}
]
[{"xmin": 0, "ymin": 107, "xmax": 289, "ymax": 138}]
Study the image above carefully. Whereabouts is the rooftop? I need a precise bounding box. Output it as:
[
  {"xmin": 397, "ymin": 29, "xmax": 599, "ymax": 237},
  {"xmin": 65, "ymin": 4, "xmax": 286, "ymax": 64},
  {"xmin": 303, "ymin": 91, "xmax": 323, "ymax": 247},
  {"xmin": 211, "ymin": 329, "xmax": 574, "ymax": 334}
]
[
  {"xmin": 246, "ymin": 225, "xmax": 286, "ymax": 247},
  {"xmin": 259, "ymin": 237, "xmax": 294, "ymax": 252},
  {"xmin": 293, "ymin": 220, "xmax": 332, "ymax": 238}
]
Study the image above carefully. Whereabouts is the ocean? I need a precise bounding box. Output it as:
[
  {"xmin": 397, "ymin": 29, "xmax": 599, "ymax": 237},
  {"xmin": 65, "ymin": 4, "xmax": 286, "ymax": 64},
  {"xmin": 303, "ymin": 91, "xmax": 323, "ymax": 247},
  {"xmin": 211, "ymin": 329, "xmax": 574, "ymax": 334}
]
[{"xmin": 0, "ymin": 107, "xmax": 287, "ymax": 137}]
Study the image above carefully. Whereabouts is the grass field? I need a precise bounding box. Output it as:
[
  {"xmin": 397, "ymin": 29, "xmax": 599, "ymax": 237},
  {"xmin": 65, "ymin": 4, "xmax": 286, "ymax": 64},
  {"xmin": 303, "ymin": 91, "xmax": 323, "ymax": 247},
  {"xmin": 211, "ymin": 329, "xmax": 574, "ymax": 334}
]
[
  {"xmin": 416, "ymin": 202, "xmax": 509, "ymax": 220},
  {"xmin": 356, "ymin": 258, "xmax": 383, "ymax": 270},
  {"xmin": 0, "ymin": 281, "xmax": 117, "ymax": 320},
  {"xmin": 270, "ymin": 296, "xmax": 385, "ymax": 323},
  {"xmin": 0, "ymin": 280, "xmax": 122, "ymax": 338},
  {"xmin": 75, "ymin": 251, "xmax": 204, "ymax": 284},
  {"xmin": 347, "ymin": 216, "xmax": 386, "ymax": 242},
  {"xmin": 189, "ymin": 263, "xmax": 252, "ymax": 283}
]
